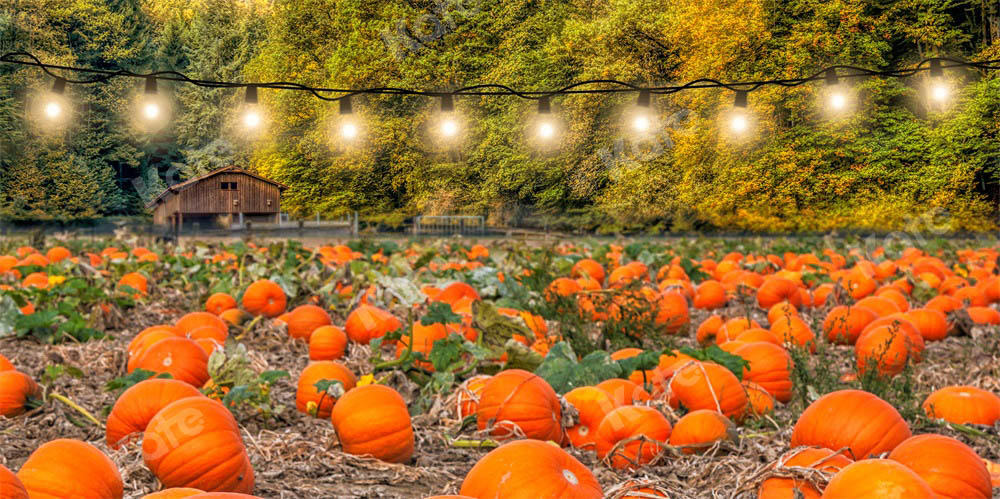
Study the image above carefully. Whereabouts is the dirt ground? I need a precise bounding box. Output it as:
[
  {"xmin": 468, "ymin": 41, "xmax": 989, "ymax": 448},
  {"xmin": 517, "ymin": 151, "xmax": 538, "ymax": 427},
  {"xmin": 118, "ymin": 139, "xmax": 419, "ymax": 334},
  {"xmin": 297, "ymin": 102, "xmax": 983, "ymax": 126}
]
[{"xmin": 1, "ymin": 293, "xmax": 999, "ymax": 498}]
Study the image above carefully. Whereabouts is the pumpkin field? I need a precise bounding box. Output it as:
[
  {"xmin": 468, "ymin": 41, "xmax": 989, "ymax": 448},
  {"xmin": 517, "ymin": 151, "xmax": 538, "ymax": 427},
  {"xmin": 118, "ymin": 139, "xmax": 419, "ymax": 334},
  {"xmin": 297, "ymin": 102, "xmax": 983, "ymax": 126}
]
[{"xmin": 1, "ymin": 235, "xmax": 999, "ymax": 498}]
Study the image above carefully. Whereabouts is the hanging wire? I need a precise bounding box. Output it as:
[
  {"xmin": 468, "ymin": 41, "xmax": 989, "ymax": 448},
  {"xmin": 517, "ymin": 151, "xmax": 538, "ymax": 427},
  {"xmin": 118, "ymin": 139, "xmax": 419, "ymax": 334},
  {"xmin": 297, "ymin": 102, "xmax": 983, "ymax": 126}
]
[{"xmin": 2, "ymin": 51, "xmax": 999, "ymax": 102}]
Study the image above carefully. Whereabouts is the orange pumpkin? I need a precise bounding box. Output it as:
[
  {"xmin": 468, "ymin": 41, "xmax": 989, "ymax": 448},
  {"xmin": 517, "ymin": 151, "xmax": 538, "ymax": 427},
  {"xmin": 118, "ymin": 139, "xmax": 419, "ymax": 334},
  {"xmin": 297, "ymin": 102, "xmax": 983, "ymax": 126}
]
[
  {"xmin": 286, "ymin": 304, "xmax": 332, "ymax": 340},
  {"xmin": 130, "ymin": 337, "xmax": 210, "ymax": 387},
  {"xmin": 140, "ymin": 489, "xmax": 205, "ymax": 499},
  {"xmin": 596, "ymin": 378, "xmax": 652, "ymax": 406},
  {"xmin": 758, "ymin": 447, "xmax": 853, "ymax": 499},
  {"xmin": 563, "ymin": 386, "xmax": 619, "ymax": 450},
  {"xmin": 456, "ymin": 374, "xmax": 491, "ymax": 419},
  {"xmin": 757, "ymin": 277, "xmax": 802, "ymax": 309},
  {"xmin": 143, "ymin": 397, "xmax": 254, "ymax": 493},
  {"xmin": 668, "ymin": 361, "xmax": 748, "ymax": 420},
  {"xmin": 308, "ymin": 325, "xmax": 348, "ymax": 361},
  {"xmin": 106, "ymin": 378, "xmax": 204, "ymax": 449},
  {"xmin": 743, "ymin": 381, "xmax": 775, "ymax": 417},
  {"xmin": 204, "ymin": 293, "xmax": 237, "ymax": 315},
  {"xmin": 925, "ymin": 294, "xmax": 962, "ymax": 314},
  {"xmin": 966, "ymin": 306, "xmax": 1000, "ymax": 324},
  {"xmin": 790, "ymin": 389, "xmax": 911, "ymax": 459},
  {"xmin": 45, "ymin": 246, "xmax": 71, "ymax": 262},
  {"xmin": 0, "ymin": 353, "xmax": 14, "ymax": 371},
  {"xmin": 175, "ymin": 312, "xmax": 228, "ymax": 338},
  {"xmin": 668, "ymin": 409, "xmax": 736, "ymax": 454},
  {"xmin": 904, "ymin": 308, "xmax": 949, "ymax": 341},
  {"xmin": 922, "ymin": 385, "xmax": 1000, "ymax": 425},
  {"xmin": 854, "ymin": 325, "xmax": 912, "ymax": 377},
  {"xmin": 769, "ymin": 315, "xmax": 815, "ymax": 352},
  {"xmin": 477, "ymin": 369, "xmax": 562, "ymax": 441},
  {"xmin": 17, "ymin": 439, "xmax": 123, "ymax": 499},
  {"xmin": 0, "ymin": 463, "xmax": 27, "ymax": 499},
  {"xmin": 397, "ymin": 322, "xmax": 449, "ymax": 370},
  {"xmin": 218, "ymin": 309, "xmax": 250, "ymax": 327},
  {"xmin": 344, "ymin": 304, "xmax": 402, "ymax": 344},
  {"xmin": 331, "ymin": 384, "xmax": 414, "ymax": 463},
  {"xmin": 693, "ymin": 280, "xmax": 727, "ymax": 309},
  {"xmin": 734, "ymin": 342, "xmax": 793, "ymax": 403},
  {"xmin": 0, "ymin": 370, "xmax": 40, "ymax": 417},
  {"xmin": 822, "ymin": 306, "xmax": 877, "ymax": 345},
  {"xmin": 118, "ymin": 272, "xmax": 149, "ymax": 296},
  {"xmin": 127, "ymin": 325, "xmax": 183, "ymax": 371},
  {"xmin": 572, "ymin": 258, "xmax": 606, "ymax": 284},
  {"xmin": 594, "ymin": 405, "xmax": 672, "ymax": 470},
  {"xmin": 695, "ymin": 314, "xmax": 725, "ymax": 344},
  {"xmin": 821, "ymin": 459, "xmax": 934, "ymax": 498},
  {"xmin": 458, "ymin": 440, "xmax": 602, "ymax": 499},
  {"xmin": 241, "ymin": 279, "xmax": 287, "ymax": 318},
  {"xmin": 295, "ymin": 361, "xmax": 356, "ymax": 419},
  {"xmin": 888, "ymin": 433, "xmax": 991, "ymax": 499}
]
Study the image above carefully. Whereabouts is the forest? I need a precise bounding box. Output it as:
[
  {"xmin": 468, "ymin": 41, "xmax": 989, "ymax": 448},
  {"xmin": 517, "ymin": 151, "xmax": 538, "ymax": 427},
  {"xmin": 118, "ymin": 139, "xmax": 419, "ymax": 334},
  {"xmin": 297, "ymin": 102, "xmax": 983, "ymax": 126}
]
[{"xmin": 0, "ymin": 0, "xmax": 998, "ymax": 232}]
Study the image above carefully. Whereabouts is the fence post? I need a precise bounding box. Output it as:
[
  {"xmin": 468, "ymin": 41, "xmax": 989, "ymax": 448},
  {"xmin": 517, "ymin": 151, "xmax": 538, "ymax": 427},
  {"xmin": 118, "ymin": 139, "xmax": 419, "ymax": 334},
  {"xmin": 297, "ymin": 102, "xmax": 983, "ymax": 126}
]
[{"xmin": 353, "ymin": 211, "xmax": 359, "ymax": 237}]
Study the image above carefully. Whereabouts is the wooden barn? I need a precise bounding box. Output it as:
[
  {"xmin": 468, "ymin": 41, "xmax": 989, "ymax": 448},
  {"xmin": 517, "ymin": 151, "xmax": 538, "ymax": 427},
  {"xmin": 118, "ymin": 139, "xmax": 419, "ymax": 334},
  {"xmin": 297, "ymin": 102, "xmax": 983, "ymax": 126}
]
[{"xmin": 147, "ymin": 166, "xmax": 287, "ymax": 229}]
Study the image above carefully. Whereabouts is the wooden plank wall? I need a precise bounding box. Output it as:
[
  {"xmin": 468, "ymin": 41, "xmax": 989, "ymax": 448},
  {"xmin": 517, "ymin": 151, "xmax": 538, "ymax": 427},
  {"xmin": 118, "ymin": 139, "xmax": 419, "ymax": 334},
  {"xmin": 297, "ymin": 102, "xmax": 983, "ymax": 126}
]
[{"xmin": 177, "ymin": 172, "xmax": 280, "ymax": 215}]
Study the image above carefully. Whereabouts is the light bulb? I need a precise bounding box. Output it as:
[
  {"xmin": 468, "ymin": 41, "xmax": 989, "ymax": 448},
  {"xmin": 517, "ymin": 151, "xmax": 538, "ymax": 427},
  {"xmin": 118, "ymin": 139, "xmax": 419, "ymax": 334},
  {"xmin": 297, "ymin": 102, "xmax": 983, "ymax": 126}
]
[
  {"xmin": 730, "ymin": 114, "xmax": 748, "ymax": 134},
  {"xmin": 538, "ymin": 122, "xmax": 555, "ymax": 139},
  {"xmin": 341, "ymin": 122, "xmax": 359, "ymax": 140},
  {"xmin": 44, "ymin": 101, "xmax": 62, "ymax": 120},
  {"xmin": 633, "ymin": 115, "xmax": 651, "ymax": 133},
  {"xmin": 441, "ymin": 118, "xmax": 459, "ymax": 137},
  {"xmin": 829, "ymin": 92, "xmax": 847, "ymax": 111},
  {"xmin": 931, "ymin": 83, "xmax": 949, "ymax": 103},
  {"xmin": 244, "ymin": 109, "xmax": 261, "ymax": 129},
  {"xmin": 143, "ymin": 102, "xmax": 161, "ymax": 120}
]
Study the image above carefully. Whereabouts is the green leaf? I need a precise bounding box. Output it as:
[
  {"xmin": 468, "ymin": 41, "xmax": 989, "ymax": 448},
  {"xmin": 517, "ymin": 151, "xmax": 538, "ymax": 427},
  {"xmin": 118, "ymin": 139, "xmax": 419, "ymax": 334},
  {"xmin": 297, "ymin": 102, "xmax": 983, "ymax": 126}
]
[
  {"xmin": 105, "ymin": 369, "xmax": 171, "ymax": 393},
  {"xmin": 421, "ymin": 301, "xmax": 463, "ymax": 326},
  {"xmin": 534, "ymin": 342, "xmax": 626, "ymax": 394},
  {"xmin": 429, "ymin": 334, "xmax": 464, "ymax": 372},
  {"xmin": 259, "ymin": 370, "xmax": 290, "ymax": 385}
]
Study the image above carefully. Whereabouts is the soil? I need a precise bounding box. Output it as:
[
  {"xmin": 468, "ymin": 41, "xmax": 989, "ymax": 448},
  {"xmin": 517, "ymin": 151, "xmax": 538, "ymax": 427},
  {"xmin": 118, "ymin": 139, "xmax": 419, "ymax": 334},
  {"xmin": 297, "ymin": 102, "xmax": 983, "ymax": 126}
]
[{"xmin": 1, "ymin": 290, "xmax": 998, "ymax": 498}]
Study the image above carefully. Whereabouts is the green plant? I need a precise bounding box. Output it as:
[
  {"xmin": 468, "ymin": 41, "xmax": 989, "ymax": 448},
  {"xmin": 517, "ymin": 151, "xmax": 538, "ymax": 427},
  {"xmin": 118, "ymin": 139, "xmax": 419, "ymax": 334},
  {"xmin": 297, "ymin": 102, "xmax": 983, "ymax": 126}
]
[{"xmin": 202, "ymin": 342, "xmax": 289, "ymax": 419}]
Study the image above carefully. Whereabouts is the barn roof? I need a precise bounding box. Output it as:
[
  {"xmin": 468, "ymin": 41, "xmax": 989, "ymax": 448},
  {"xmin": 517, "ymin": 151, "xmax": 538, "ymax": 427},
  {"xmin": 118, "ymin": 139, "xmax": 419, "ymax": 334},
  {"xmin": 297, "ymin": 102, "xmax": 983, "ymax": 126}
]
[{"xmin": 145, "ymin": 166, "xmax": 288, "ymax": 208}]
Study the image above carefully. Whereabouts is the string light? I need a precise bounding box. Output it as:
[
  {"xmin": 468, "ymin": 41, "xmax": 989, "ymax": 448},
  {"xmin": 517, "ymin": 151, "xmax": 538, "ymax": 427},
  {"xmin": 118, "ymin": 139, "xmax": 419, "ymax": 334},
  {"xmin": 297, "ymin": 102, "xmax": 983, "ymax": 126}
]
[
  {"xmin": 141, "ymin": 76, "xmax": 161, "ymax": 120},
  {"xmin": 536, "ymin": 97, "xmax": 556, "ymax": 140},
  {"xmin": 730, "ymin": 90, "xmax": 749, "ymax": 134},
  {"xmin": 4, "ymin": 52, "xmax": 998, "ymax": 143},
  {"xmin": 338, "ymin": 96, "xmax": 360, "ymax": 141}
]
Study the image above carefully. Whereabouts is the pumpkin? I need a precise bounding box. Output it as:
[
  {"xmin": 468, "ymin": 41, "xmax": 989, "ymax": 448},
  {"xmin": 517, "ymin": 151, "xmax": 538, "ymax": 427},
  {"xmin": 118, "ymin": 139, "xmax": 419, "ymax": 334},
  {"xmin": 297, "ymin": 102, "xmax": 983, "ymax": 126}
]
[
  {"xmin": 219, "ymin": 309, "xmax": 251, "ymax": 327},
  {"xmin": 130, "ymin": 337, "xmax": 210, "ymax": 387},
  {"xmin": 594, "ymin": 405, "xmax": 672, "ymax": 470},
  {"xmin": 696, "ymin": 314, "xmax": 725, "ymax": 344},
  {"xmin": 769, "ymin": 315, "xmax": 815, "ymax": 352},
  {"xmin": 735, "ymin": 328, "xmax": 780, "ymax": 345},
  {"xmin": 0, "ymin": 370, "xmax": 40, "ymax": 417},
  {"xmin": 693, "ymin": 280, "xmax": 727, "ymax": 309},
  {"xmin": 757, "ymin": 277, "xmax": 802, "ymax": 309},
  {"xmin": 344, "ymin": 304, "xmax": 402, "ymax": 344},
  {"xmin": 204, "ymin": 293, "xmax": 237, "ymax": 315},
  {"xmin": 821, "ymin": 459, "xmax": 934, "ymax": 499},
  {"xmin": 241, "ymin": 279, "xmax": 287, "ymax": 317},
  {"xmin": 45, "ymin": 246, "xmax": 71, "ymax": 262},
  {"xmin": 563, "ymin": 386, "xmax": 619, "ymax": 450},
  {"xmin": 668, "ymin": 409, "xmax": 736, "ymax": 454},
  {"xmin": 966, "ymin": 306, "xmax": 1000, "ymax": 324},
  {"xmin": 861, "ymin": 314, "xmax": 925, "ymax": 360},
  {"xmin": 0, "ymin": 463, "xmax": 28, "ymax": 499},
  {"xmin": 331, "ymin": 384, "xmax": 414, "ymax": 463},
  {"xmin": 175, "ymin": 312, "xmax": 228, "ymax": 338},
  {"xmin": 296, "ymin": 361, "xmax": 356, "ymax": 418},
  {"xmin": 127, "ymin": 326, "xmax": 183, "ymax": 371},
  {"xmin": 733, "ymin": 342, "xmax": 793, "ymax": 403},
  {"xmin": 140, "ymin": 489, "xmax": 204, "ymax": 499},
  {"xmin": 668, "ymin": 361, "xmax": 748, "ymax": 420},
  {"xmin": 922, "ymin": 385, "xmax": 1000, "ymax": 425},
  {"xmin": 743, "ymin": 381, "xmax": 776, "ymax": 417},
  {"xmin": 572, "ymin": 258, "xmax": 606, "ymax": 284},
  {"xmin": 596, "ymin": 378, "xmax": 651, "ymax": 406},
  {"xmin": 758, "ymin": 447, "xmax": 853, "ymax": 499},
  {"xmin": 875, "ymin": 287, "xmax": 909, "ymax": 312},
  {"xmin": 767, "ymin": 301, "xmax": 798, "ymax": 325},
  {"xmin": 925, "ymin": 294, "xmax": 962, "ymax": 314},
  {"xmin": 790, "ymin": 389, "xmax": 911, "ymax": 459},
  {"xmin": 716, "ymin": 317, "xmax": 760, "ymax": 344},
  {"xmin": 143, "ymin": 397, "xmax": 254, "ymax": 493},
  {"xmin": 652, "ymin": 290, "xmax": 689, "ymax": 333},
  {"xmin": 822, "ymin": 306, "xmax": 877, "ymax": 345},
  {"xmin": 456, "ymin": 374, "xmax": 491, "ymax": 419},
  {"xmin": 187, "ymin": 325, "xmax": 228, "ymax": 345},
  {"xmin": 609, "ymin": 348, "xmax": 661, "ymax": 390},
  {"xmin": 0, "ymin": 353, "xmax": 13, "ymax": 371},
  {"xmin": 106, "ymin": 378, "xmax": 205, "ymax": 448},
  {"xmin": 397, "ymin": 322, "xmax": 449, "ymax": 370},
  {"xmin": 477, "ymin": 369, "xmax": 562, "ymax": 441},
  {"xmin": 854, "ymin": 325, "xmax": 912, "ymax": 377},
  {"xmin": 888, "ymin": 433, "xmax": 991, "ymax": 499},
  {"xmin": 308, "ymin": 325, "xmax": 348, "ymax": 361},
  {"xmin": 458, "ymin": 440, "xmax": 602, "ymax": 499},
  {"xmin": 904, "ymin": 308, "xmax": 949, "ymax": 341},
  {"xmin": 286, "ymin": 304, "xmax": 332, "ymax": 340},
  {"xmin": 17, "ymin": 439, "xmax": 123, "ymax": 499},
  {"xmin": 118, "ymin": 272, "xmax": 149, "ymax": 296}
]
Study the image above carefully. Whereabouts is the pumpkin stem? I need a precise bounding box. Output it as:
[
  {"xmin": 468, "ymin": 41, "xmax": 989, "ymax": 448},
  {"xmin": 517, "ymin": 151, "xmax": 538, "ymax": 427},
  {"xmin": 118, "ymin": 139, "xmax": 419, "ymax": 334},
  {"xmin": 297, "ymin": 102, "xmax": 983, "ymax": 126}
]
[
  {"xmin": 448, "ymin": 438, "xmax": 500, "ymax": 448},
  {"xmin": 235, "ymin": 315, "xmax": 264, "ymax": 341},
  {"xmin": 49, "ymin": 392, "xmax": 102, "ymax": 427}
]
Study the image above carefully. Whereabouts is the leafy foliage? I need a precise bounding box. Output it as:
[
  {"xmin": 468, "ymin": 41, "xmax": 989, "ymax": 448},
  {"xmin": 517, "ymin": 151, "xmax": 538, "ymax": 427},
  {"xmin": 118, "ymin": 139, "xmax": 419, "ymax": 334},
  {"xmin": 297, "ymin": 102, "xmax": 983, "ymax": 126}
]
[{"xmin": 534, "ymin": 342, "xmax": 664, "ymax": 394}]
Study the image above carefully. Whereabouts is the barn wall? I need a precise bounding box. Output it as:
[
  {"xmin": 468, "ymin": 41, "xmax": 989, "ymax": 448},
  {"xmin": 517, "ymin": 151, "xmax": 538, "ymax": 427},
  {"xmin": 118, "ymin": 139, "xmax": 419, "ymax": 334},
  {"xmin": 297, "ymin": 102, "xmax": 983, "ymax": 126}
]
[{"xmin": 178, "ymin": 172, "xmax": 280, "ymax": 215}]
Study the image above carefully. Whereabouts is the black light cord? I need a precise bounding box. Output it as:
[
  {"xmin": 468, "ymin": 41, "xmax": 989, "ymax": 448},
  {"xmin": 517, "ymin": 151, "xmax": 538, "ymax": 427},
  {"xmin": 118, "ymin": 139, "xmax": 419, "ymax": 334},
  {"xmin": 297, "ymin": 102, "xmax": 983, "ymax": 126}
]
[{"xmin": 2, "ymin": 51, "xmax": 998, "ymax": 102}]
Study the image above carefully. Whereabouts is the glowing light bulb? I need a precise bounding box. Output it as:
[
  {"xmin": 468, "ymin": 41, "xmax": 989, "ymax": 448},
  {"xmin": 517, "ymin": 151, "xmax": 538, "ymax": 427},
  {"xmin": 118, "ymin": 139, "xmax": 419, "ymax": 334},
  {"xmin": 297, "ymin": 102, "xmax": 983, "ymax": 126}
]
[
  {"xmin": 730, "ymin": 114, "xmax": 748, "ymax": 134},
  {"xmin": 44, "ymin": 101, "xmax": 62, "ymax": 120},
  {"xmin": 931, "ymin": 83, "xmax": 949, "ymax": 103},
  {"xmin": 441, "ymin": 119, "xmax": 459, "ymax": 137},
  {"xmin": 633, "ymin": 115, "xmax": 651, "ymax": 133},
  {"xmin": 829, "ymin": 92, "xmax": 847, "ymax": 111},
  {"xmin": 143, "ymin": 102, "xmax": 161, "ymax": 120},
  {"xmin": 341, "ymin": 122, "xmax": 359, "ymax": 140},
  {"xmin": 244, "ymin": 110, "xmax": 261, "ymax": 129},
  {"xmin": 538, "ymin": 122, "xmax": 555, "ymax": 139}
]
